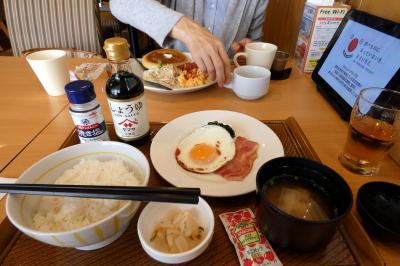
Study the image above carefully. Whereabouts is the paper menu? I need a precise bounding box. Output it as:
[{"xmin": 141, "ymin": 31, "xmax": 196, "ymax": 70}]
[{"xmin": 295, "ymin": 2, "xmax": 350, "ymax": 72}]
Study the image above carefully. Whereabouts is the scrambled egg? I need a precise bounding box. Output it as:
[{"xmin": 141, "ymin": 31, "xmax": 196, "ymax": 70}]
[
  {"xmin": 143, "ymin": 63, "xmax": 210, "ymax": 89},
  {"xmin": 177, "ymin": 68, "xmax": 209, "ymax": 88}
]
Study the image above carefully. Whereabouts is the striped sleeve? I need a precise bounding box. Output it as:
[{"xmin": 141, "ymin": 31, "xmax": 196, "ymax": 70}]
[
  {"xmin": 248, "ymin": 0, "xmax": 269, "ymax": 41},
  {"xmin": 110, "ymin": 0, "xmax": 184, "ymax": 47}
]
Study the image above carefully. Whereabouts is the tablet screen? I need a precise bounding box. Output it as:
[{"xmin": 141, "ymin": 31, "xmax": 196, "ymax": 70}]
[{"xmin": 318, "ymin": 20, "xmax": 400, "ymax": 107}]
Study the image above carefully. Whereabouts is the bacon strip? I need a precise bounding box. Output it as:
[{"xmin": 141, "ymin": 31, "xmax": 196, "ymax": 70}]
[
  {"xmin": 215, "ymin": 136, "xmax": 259, "ymax": 181},
  {"xmin": 179, "ymin": 62, "xmax": 198, "ymax": 71}
]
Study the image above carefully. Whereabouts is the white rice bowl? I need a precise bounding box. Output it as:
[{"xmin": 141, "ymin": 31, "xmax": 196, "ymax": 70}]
[{"xmin": 6, "ymin": 141, "xmax": 150, "ymax": 250}]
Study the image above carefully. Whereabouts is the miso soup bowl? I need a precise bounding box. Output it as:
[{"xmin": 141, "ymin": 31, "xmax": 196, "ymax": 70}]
[{"xmin": 255, "ymin": 157, "xmax": 353, "ymax": 251}]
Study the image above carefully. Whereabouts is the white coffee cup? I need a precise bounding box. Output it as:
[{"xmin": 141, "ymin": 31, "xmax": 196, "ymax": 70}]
[
  {"xmin": 225, "ymin": 65, "xmax": 271, "ymax": 100},
  {"xmin": 26, "ymin": 50, "xmax": 69, "ymax": 96},
  {"xmin": 233, "ymin": 42, "xmax": 278, "ymax": 69}
]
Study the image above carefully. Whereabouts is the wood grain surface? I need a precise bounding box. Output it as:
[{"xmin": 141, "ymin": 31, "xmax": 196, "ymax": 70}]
[
  {"xmin": 0, "ymin": 57, "xmax": 398, "ymax": 265},
  {"xmin": 1, "ymin": 119, "xmax": 379, "ymax": 266},
  {"xmin": 348, "ymin": 0, "xmax": 400, "ymax": 23},
  {"xmin": 0, "ymin": 57, "xmax": 68, "ymax": 172},
  {"xmin": 263, "ymin": 0, "xmax": 306, "ymax": 55}
]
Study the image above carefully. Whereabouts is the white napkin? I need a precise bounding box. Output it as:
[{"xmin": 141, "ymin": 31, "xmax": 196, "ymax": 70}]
[
  {"xmin": 0, "ymin": 177, "xmax": 17, "ymax": 201},
  {"xmin": 72, "ymin": 63, "xmax": 109, "ymax": 81}
]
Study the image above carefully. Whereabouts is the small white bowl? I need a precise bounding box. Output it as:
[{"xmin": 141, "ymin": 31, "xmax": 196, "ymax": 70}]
[
  {"xmin": 137, "ymin": 197, "xmax": 214, "ymax": 264},
  {"xmin": 6, "ymin": 141, "xmax": 150, "ymax": 250}
]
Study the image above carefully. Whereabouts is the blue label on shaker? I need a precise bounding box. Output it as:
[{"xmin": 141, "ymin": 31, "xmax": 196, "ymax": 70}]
[{"xmin": 69, "ymin": 105, "xmax": 110, "ymax": 143}]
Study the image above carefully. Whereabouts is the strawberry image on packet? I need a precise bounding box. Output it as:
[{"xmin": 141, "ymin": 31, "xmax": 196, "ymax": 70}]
[{"xmin": 219, "ymin": 208, "xmax": 282, "ymax": 266}]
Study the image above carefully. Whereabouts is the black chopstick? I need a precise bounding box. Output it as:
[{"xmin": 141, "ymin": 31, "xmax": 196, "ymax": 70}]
[{"xmin": 0, "ymin": 184, "xmax": 200, "ymax": 204}]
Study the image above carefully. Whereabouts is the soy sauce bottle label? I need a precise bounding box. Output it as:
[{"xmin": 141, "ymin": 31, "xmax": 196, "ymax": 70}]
[
  {"xmin": 69, "ymin": 105, "xmax": 110, "ymax": 143},
  {"xmin": 108, "ymin": 96, "xmax": 149, "ymax": 140}
]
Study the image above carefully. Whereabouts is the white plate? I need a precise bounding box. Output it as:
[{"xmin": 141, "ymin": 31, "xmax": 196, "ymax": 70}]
[
  {"xmin": 150, "ymin": 110, "xmax": 284, "ymax": 197},
  {"xmin": 130, "ymin": 53, "xmax": 217, "ymax": 94}
]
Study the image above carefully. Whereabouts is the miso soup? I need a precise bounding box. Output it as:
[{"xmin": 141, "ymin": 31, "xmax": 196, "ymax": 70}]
[{"xmin": 265, "ymin": 178, "xmax": 335, "ymax": 221}]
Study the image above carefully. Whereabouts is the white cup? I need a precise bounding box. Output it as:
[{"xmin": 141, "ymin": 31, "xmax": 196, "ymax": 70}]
[
  {"xmin": 26, "ymin": 50, "xmax": 69, "ymax": 96},
  {"xmin": 233, "ymin": 42, "xmax": 278, "ymax": 69},
  {"xmin": 225, "ymin": 65, "xmax": 271, "ymax": 100}
]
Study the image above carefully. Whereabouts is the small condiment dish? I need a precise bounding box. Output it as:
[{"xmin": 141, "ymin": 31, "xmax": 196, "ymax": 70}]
[
  {"xmin": 6, "ymin": 141, "xmax": 150, "ymax": 250},
  {"xmin": 137, "ymin": 197, "xmax": 214, "ymax": 264},
  {"xmin": 357, "ymin": 181, "xmax": 400, "ymax": 241}
]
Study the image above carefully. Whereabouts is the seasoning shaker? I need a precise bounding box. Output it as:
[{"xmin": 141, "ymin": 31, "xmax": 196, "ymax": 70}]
[{"xmin": 65, "ymin": 80, "xmax": 110, "ymax": 143}]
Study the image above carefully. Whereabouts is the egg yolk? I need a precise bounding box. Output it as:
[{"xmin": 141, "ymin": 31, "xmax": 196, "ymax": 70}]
[{"xmin": 189, "ymin": 143, "xmax": 218, "ymax": 164}]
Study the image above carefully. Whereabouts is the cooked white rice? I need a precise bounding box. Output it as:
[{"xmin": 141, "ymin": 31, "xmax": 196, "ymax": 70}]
[{"xmin": 32, "ymin": 159, "xmax": 141, "ymax": 232}]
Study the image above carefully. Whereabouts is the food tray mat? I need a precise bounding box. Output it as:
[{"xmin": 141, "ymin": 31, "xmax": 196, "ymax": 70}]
[{"xmin": 0, "ymin": 118, "xmax": 376, "ymax": 265}]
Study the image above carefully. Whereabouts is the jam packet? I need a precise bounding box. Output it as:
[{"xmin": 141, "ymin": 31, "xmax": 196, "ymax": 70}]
[{"xmin": 219, "ymin": 208, "xmax": 282, "ymax": 266}]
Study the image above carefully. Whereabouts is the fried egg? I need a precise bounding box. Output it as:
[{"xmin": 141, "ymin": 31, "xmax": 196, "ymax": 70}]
[{"xmin": 175, "ymin": 125, "xmax": 235, "ymax": 173}]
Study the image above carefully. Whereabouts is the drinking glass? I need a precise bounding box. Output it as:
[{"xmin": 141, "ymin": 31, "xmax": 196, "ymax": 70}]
[
  {"xmin": 271, "ymin": 51, "xmax": 289, "ymax": 72},
  {"xmin": 26, "ymin": 50, "xmax": 69, "ymax": 96},
  {"xmin": 339, "ymin": 88, "xmax": 400, "ymax": 175}
]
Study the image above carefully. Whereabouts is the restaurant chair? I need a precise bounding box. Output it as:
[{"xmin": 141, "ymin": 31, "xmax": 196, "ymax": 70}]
[
  {"xmin": 128, "ymin": 25, "xmax": 160, "ymax": 58},
  {"xmin": 3, "ymin": 0, "xmax": 103, "ymax": 56},
  {"xmin": 0, "ymin": 0, "xmax": 10, "ymax": 52},
  {"xmin": 100, "ymin": 11, "xmax": 122, "ymax": 39},
  {"xmin": 95, "ymin": 0, "xmax": 157, "ymax": 58},
  {"xmin": 97, "ymin": 0, "xmax": 125, "ymax": 40}
]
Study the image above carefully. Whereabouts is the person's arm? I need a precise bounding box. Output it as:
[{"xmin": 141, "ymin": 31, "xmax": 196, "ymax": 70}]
[
  {"xmin": 110, "ymin": 0, "xmax": 183, "ymax": 47},
  {"xmin": 111, "ymin": 0, "xmax": 231, "ymax": 86},
  {"xmin": 231, "ymin": 38, "xmax": 252, "ymax": 54},
  {"xmin": 170, "ymin": 17, "xmax": 231, "ymax": 86},
  {"xmin": 231, "ymin": 0, "xmax": 269, "ymax": 54},
  {"xmin": 247, "ymin": 0, "xmax": 269, "ymax": 41}
]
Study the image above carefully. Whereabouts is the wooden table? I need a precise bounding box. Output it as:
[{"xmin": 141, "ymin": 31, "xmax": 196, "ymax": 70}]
[
  {"xmin": 0, "ymin": 57, "xmax": 68, "ymax": 174},
  {"xmin": 0, "ymin": 57, "xmax": 399, "ymax": 265}
]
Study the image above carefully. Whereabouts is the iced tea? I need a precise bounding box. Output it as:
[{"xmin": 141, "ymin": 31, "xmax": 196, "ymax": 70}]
[
  {"xmin": 340, "ymin": 116, "xmax": 396, "ymax": 174},
  {"xmin": 339, "ymin": 88, "xmax": 400, "ymax": 175}
]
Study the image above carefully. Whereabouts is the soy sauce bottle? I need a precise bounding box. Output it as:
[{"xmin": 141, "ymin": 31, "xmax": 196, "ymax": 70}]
[{"xmin": 103, "ymin": 37, "xmax": 149, "ymax": 143}]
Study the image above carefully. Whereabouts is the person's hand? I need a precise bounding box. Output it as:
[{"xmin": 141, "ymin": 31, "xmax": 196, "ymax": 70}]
[
  {"xmin": 231, "ymin": 38, "xmax": 252, "ymax": 54},
  {"xmin": 170, "ymin": 16, "xmax": 231, "ymax": 87}
]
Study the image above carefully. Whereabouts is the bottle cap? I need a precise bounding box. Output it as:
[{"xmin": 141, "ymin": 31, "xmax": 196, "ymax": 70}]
[
  {"xmin": 65, "ymin": 80, "xmax": 96, "ymax": 104},
  {"xmin": 103, "ymin": 37, "xmax": 131, "ymax": 61}
]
